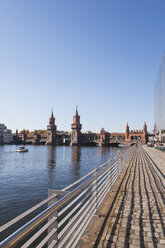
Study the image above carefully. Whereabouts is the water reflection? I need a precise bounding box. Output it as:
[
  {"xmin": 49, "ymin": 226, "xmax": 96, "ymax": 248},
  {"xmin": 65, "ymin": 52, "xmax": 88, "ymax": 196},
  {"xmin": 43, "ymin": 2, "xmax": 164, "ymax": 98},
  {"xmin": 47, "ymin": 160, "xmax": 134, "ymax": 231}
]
[
  {"xmin": 71, "ymin": 146, "xmax": 81, "ymax": 176},
  {"xmin": 47, "ymin": 146, "xmax": 56, "ymax": 187},
  {"xmin": 47, "ymin": 146, "xmax": 56, "ymax": 169},
  {"xmin": 100, "ymin": 146, "xmax": 107, "ymax": 157}
]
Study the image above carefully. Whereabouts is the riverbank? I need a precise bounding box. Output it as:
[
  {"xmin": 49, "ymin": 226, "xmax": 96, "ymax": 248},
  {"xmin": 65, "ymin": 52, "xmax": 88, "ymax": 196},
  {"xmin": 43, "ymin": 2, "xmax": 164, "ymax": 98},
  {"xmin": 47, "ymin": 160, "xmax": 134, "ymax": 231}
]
[{"xmin": 78, "ymin": 144, "xmax": 165, "ymax": 247}]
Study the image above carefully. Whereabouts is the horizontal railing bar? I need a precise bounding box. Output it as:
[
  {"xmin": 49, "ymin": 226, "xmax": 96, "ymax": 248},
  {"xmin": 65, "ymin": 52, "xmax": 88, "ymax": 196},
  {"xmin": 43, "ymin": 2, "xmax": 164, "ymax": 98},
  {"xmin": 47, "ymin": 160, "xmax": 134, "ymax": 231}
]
[
  {"xmin": 62, "ymin": 153, "xmax": 122, "ymax": 191},
  {"xmin": 58, "ymin": 185, "xmax": 96, "ymax": 228},
  {"xmin": 48, "ymin": 240, "xmax": 57, "ymax": 248},
  {"xmin": 21, "ymin": 217, "xmax": 56, "ymax": 248},
  {"xmin": 58, "ymin": 182, "xmax": 94, "ymax": 217},
  {"xmin": 64, "ymin": 204, "xmax": 96, "ymax": 248},
  {"xmin": 62, "ymin": 170, "xmax": 95, "ymax": 191},
  {"xmin": 97, "ymin": 160, "xmax": 118, "ymax": 181},
  {"xmin": 69, "ymin": 207, "xmax": 95, "ymax": 248},
  {"xmin": 97, "ymin": 166, "xmax": 112, "ymax": 187},
  {"xmin": 107, "ymin": 167, "xmax": 118, "ymax": 183},
  {"xmin": 58, "ymin": 192, "xmax": 96, "ymax": 239},
  {"xmin": 98, "ymin": 169, "xmax": 111, "ymax": 190},
  {"xmin": 97, "ymin": 179, "xmax": 111, "ymax": 207},
  {"xmin": 36, "ymin": 227, "xmax": 57, "ymax": 248},
  {"xmin": 109, "ymin": 161, "xmax": 121, "ymax": 175},
  {"xmin": 98, "ymin": 185, "xmax": 109, "ymax": 209},
  {"xmin": 59, "ymin": 201, "xmax": 96, "ymax": 248},
  {"xmin": 59, "ymin": 157, "xmax": 123, "ymax": 218},
  {"xmin": 97, "ymin": 175, "xmax": 110, "ymax": 202},
  {"xmin": 0, "ymin": 194, "xmax": 57, "ymax": 233},
  {"xmin": 110, "ymin": 171, "xmax": 118, "ymax": 187}
]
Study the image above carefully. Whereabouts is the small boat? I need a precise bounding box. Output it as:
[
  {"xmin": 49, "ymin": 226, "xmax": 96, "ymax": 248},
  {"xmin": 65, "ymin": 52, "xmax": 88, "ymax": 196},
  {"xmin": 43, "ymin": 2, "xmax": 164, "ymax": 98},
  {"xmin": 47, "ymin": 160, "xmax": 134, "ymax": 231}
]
[
  {"xmin": 118, "ymin": 144, "xmax": 126, "ymax": 147},
  {"xmin": 16, "ymin": 146, "xmax": 28, "ymax": 152}
]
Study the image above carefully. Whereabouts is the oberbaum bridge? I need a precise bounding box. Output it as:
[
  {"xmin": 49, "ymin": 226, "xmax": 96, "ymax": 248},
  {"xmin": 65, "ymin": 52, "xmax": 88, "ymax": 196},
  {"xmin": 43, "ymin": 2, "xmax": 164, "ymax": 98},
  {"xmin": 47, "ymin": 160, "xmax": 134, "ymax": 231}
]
[
  {"xmin": 1, "ymin": 110, "xmax": 165, "ymax": 248},
  {"xmin": 15, "ymin": 108, "xmax": 148, "ymax": 146}
]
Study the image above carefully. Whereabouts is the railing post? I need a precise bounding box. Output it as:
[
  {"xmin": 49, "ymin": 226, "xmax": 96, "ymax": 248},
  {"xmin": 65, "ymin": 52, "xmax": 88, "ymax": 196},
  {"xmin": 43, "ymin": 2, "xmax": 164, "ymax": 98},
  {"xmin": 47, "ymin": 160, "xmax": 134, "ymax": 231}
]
[
  {"xmin": 48, "ymin": 189, "xmax": 70, "ymax": 247},
  {"xmin": 48, "ymin": 189, "xmax": 58, "ymax": 248}
]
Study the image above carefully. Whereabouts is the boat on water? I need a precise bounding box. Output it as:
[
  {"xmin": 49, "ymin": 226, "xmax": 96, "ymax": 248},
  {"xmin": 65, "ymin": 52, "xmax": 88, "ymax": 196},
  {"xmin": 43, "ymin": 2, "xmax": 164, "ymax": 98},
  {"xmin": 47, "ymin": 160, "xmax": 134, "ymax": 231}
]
[
  {"xmin": 118, "ymin": 144, "xmax": 126, "ymax": 147},
  {"xmin": 16, "ymin": 146, "xmax": 28, "ymax": 152}
]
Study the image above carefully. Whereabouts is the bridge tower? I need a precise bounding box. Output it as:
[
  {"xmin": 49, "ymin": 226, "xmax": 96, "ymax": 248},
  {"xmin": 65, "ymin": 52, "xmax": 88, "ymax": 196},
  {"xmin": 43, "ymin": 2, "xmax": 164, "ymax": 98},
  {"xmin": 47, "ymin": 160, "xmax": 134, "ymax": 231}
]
[
  {"xmin": 22, "ymin": 129, "xmax": 26, "ymax": 144},
  {"xmin": 125, "ymin": 123, "xmax": 129, "ymax": 140},
  {"xmin": 70, "ymin": 107, "xmax": 82, "ymax": 146},
  {"xmin": 143, "ymin": 122, "xmax": 148, "ymax": 143},
  {"xmin": 46, "ymin": 110, "xmax": 57, "ymax": 145}
]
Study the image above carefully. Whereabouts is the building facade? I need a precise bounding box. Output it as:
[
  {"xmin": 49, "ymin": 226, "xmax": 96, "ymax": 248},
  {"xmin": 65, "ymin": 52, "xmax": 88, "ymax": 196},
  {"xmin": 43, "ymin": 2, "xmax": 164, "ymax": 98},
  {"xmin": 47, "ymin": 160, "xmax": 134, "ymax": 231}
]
[
  {"xmin": 155, "ymin": 52, "xmax": 165, "ymax": 134},
  {"xmin": 0, "ymin": 123, "xmax": 13, "ymax": 144},
  {"xmin": 4, "ymin": 129, "xmax": 13, "ymax": 144}
]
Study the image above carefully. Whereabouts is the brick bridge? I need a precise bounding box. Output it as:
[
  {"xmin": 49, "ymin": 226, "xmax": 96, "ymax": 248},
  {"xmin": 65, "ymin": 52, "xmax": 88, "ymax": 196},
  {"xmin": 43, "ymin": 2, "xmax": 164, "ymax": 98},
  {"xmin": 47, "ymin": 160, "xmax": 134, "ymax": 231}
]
[{"xmin": 71, "ymin": 108, "xmax": 148, "ymax": 146}]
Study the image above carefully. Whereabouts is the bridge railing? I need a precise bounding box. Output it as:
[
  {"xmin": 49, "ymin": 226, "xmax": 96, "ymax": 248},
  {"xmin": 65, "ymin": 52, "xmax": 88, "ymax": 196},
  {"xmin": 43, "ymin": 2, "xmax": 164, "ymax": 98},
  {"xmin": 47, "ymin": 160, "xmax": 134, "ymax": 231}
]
[{"xmin": 0, "ymin": 146, "xmax": 135, "ymax": 248}]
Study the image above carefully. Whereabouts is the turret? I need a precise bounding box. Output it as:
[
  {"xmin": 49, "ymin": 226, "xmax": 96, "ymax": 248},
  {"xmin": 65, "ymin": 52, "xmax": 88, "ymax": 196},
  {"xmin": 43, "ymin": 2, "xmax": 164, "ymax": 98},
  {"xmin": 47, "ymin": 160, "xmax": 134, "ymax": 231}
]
[
  {"xmin": 143, "ymin": 122, "xmax": 148, "ymax": 143},
  {"xmin": 46, "ymin": 110, "xmax": 57, "ymax": 145},
  {"xmin": 125, "ymin": 123, "xmax": 129, "ymax": 139},
  {"xmin": 70, "ymin": 107, "xmax": 82, "ymax": 146},
  {"xmin": 143, "ymin": 122, "xmax": 147, "ymax": 133},
  {"xmin": 49, "ymin": 110, "xmax": 55, "ymax": 126}
]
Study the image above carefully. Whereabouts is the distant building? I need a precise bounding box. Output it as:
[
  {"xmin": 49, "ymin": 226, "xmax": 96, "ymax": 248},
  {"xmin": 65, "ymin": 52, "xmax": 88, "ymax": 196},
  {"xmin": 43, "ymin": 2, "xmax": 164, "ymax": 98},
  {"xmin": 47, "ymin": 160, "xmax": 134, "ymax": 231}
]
[
  {"xmin": 4, "ymin": 129, "xmax": 13, "ymax": 144},
  {"xmin": 155, "ymin": 52, "xmax": 165, "ymax": 134},
  {"xmin": 158, "ymin": 129, "xmax": 165, "ymax": 143},
  {"xmin": 0, "ymin": 124, "xmax": 6, "ymax": 144},
  {"xmin": 0, "ymin": 123, "xmax": 13, "ymax": 144}
]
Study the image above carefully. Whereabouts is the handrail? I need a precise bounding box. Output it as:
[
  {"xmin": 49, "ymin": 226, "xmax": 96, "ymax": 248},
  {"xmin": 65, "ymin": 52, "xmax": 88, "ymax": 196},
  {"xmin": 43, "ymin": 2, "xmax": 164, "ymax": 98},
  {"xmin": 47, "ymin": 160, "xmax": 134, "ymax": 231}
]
[
  {"xmin": 0, "ymin": 145, "xmax": 135, "ymax": 248},
  {"xmin": 62, "ymin": 153, "xmax": 121, "ymax": 191},
  {"xmin": 0, "ymin": 162, "xmax": 118, "ymax": 247},
  {"xmin": 0, "ymin": 194, "xmax": 57, "ymax": 233}
]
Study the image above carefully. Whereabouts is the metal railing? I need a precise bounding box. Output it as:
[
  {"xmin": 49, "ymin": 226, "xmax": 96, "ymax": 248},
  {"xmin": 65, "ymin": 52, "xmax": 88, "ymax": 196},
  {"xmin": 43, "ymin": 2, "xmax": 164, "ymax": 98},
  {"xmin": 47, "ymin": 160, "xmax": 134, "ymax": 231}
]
[{"xmin": 0, "ymin": 146, "xmax": 135, "ymax": 248}]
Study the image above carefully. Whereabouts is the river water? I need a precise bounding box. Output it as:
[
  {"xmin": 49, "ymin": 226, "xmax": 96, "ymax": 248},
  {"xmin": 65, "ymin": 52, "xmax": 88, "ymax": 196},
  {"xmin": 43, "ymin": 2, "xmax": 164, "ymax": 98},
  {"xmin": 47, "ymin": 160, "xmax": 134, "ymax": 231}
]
[{"xmin": 0, "ymin": 145, "xmax": 123, "ymax": 228}]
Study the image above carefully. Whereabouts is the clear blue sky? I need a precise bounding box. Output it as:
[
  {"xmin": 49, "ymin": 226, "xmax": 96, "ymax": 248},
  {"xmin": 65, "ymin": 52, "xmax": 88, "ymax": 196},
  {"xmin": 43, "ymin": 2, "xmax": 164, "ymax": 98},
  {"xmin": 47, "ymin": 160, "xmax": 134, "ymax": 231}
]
[{"xmin": 0, "ymin": 0, "xmax": 164, "ymax": 133}]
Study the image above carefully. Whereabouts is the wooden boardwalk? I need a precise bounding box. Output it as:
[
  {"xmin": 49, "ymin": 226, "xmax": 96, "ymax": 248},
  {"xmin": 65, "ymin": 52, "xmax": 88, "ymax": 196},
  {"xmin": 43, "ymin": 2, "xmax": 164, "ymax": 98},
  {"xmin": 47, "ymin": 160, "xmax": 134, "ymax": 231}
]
[{"xmin": 99, "ymin": 145, "xmax": 165, "ymax": 248}]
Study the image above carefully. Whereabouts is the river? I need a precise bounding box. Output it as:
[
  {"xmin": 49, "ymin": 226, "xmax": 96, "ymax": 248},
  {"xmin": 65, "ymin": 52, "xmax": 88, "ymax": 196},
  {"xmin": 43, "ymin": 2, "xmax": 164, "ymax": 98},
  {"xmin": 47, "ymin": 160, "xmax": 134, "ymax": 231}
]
[{"xmin": 0, "ymin": 145, "xmax": 124, "ymax": 228}]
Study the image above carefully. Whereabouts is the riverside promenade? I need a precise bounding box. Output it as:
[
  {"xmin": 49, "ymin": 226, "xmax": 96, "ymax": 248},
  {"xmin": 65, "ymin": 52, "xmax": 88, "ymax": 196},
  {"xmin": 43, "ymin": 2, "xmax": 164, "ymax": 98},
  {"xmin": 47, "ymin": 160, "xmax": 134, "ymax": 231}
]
[{"xmin": 78, "ymin": 144, "xmax": 165, "ymax": 248}]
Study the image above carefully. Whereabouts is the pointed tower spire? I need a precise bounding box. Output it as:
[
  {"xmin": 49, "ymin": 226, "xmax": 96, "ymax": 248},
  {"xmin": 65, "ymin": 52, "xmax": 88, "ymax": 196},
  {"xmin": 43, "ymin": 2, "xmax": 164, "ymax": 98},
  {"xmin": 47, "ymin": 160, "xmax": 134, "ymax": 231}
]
[
  {"xmin": 143, "ymin": 122, "xmax": 147, "ymax": 133},
  {"xmin": 126, "ymin": 123, "xmax": 129, "ymax": 140},
  {"xmin": 49, "ymin": 109, "xmax": 55, "ymax": 125},
  {"xmin": 76, "ymin": 105, "xmax": 78, "ymax": 115},
  {"xmin": 51, "ymin": 108, "xmax": 54, "ymax": 118}
]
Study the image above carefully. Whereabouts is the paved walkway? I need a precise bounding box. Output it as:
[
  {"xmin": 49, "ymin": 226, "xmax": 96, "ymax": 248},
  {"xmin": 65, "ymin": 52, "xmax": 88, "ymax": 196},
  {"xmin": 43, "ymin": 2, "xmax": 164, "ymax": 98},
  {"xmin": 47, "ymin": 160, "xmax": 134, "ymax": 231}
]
[
  {"xmin": 143, "ymin": 146, "xmax": 165, "ymax": 188},
  {"xmin": 100, "ymin": 145, "xmax": 165, "ymax": 248}
]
